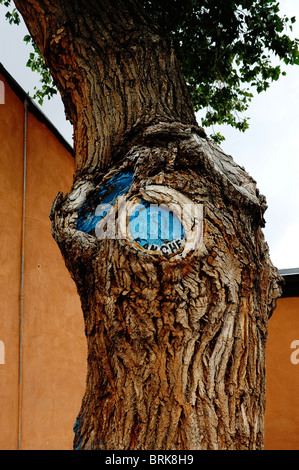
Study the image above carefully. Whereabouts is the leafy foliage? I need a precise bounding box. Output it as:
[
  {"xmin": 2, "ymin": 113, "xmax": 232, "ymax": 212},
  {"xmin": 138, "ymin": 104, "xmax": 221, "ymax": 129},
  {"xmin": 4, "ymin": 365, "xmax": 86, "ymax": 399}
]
[
  {"xmin": 2, "ymin": 0, "xmax": 19, "ymax": 24},
  {"xmin": 0, "ymin": 0, "xmax": 57, "ymax": 105},
  {"xmin": 1, "ymin": 0, "xmax": 298, "ymax": 141},
  {"xmin": 141, "ymin": 0, "xmax": 299, "ymax": 142},
  {"xmin": 23, "ymin": 35, "xmax": 57, "ymax": 105}
]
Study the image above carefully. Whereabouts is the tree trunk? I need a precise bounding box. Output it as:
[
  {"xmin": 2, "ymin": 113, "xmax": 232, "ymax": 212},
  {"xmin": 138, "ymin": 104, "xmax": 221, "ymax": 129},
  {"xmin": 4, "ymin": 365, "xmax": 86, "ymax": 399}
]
[
  {"xmin": 14, "ymin": 0, "xmax": 196, "ymax": 171},
  {"xmin": 15, "ymin": 0, "xmax": 282, "ymax": 450}
]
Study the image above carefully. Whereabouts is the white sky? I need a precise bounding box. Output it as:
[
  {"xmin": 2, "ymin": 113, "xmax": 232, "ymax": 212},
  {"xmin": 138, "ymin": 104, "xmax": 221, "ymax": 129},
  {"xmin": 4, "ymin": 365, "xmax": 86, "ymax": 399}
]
[{"xmin": 0, "ymin": 0, "xmax": 298, "ymax": 270}]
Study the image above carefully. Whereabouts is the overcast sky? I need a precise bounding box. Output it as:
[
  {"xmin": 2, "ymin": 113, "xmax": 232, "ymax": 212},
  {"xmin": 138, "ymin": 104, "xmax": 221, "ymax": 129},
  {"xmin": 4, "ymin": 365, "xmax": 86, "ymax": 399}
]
[{"xmin": 0, "ymin": 1, "xmax": 298, "ymax": 271}]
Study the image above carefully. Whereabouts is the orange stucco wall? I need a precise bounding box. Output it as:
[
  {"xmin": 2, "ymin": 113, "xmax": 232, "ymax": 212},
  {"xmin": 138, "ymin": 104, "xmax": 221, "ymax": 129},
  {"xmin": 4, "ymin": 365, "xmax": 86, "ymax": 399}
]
[
  {"xmin": 0, "ymin": 73, "xmax": 86, "ymax": 450},
  {"xmin": 0, "ymin": 73, "xmax": 24, "ymax": 449},
  {"xmin": 265, "ymin": 296, "xmax": 299, "ymax": 450}
]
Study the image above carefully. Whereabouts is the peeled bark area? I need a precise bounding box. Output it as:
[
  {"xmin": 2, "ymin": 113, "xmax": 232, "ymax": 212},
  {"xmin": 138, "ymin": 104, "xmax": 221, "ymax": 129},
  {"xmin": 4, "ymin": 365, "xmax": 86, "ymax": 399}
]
[{"xmin": 50, "ymin": 123, "xmax": 282, "ymax": 450}]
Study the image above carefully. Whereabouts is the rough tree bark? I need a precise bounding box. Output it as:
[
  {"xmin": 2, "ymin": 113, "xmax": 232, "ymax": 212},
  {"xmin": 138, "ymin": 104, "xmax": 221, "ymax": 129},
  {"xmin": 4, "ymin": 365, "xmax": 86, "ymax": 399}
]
[{"xmin": 15, "ymin": 0, "xmax": 282, "ymax": 450}]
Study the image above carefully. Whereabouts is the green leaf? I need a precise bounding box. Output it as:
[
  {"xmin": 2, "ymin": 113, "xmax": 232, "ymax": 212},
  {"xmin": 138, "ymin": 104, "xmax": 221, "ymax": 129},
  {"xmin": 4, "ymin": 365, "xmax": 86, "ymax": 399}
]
[
  {"xmin": 141, "ymin": 0, "xmax": 299, "ymax": 141},
  {"xmin": 2, "ymin": 0, "xmax": 299, "ymax": 132}
]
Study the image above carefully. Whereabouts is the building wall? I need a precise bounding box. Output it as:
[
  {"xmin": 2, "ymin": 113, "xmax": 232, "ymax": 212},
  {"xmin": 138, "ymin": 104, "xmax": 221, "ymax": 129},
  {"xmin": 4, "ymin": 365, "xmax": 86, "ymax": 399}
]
[
  {"xmin": 265, "ymin": 296, "xmax": 299, "ymax": 450},
  {"xmin": 0, "ymin": 72, "xmax": 86, "ymax": 450},
  {"xmin": 0, "ymin": 72, "xmax": 24, "ymax": 450}
]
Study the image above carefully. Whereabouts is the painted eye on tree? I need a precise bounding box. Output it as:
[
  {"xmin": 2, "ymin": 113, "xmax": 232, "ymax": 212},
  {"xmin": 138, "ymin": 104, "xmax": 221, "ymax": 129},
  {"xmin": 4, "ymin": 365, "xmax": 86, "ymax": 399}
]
[
  {"xmin": 76, "ymin": 170, "xmax": 134, "ymax": 234},
  {"xmin": 123, "ymin": 185, "xmax": 204, "ymax": 258},
  {"xmin": 76, "ymin": 171, "xmax": 204, "ymax": 259},
  {"xmin": 128, "ymin": 200, "xmax": 185, "ymax": 255}
]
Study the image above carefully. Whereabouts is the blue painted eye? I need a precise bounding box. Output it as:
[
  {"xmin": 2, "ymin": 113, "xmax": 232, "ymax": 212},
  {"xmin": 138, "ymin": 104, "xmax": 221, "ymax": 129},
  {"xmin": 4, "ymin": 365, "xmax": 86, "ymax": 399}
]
[
  {"xmin": 77, "ymin": 171, "xmax": 134, "ymax": 233},
  {"xmin": 76, "ymin": 171, "xmax": 186, "ymax": 256},
  {"xmin": 129, "ymin": 199, "xmax": 185, "ymax": 254}
]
